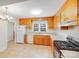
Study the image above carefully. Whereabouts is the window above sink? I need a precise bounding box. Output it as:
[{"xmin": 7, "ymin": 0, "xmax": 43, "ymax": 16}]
[{"xmin": 32, "ymin": 20, "xmax": 48, "ymax": 32}]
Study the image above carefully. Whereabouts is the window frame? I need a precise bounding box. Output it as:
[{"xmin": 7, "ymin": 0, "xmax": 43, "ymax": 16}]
[{"xmin": 32, "ymin": 21, "xmax": 48, "ymax": 32}]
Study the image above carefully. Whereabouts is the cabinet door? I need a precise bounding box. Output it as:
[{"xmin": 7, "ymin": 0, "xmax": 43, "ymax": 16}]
[
  {"xmin": 43, "ymin": 36, "xmax": 51, "ymax": 46},
  {"xmin": 33, "ymin": 35, "xmax": 43, "ymax": 45},
  {"xmin": 33, "ymin": 35, "xmax": 51, "ymax": 46},
  {"xmin": 24, "ymin": 35, "xmax": 27, "ymax": 44}
]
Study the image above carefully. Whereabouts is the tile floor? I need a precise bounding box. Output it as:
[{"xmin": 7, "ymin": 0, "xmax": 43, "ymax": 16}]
[{"xmin": 0, "ymin": 41, "xmax": 53, "ymax": 58}]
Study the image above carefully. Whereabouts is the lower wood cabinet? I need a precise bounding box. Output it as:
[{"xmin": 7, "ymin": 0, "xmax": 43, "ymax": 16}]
[
  {"xmin": 24, "ymin": 35, "xmax": 27, "ymax": 44},
  {"xmin": 33, "ymin": 35, "xmax": 51, "ymax": 46}
]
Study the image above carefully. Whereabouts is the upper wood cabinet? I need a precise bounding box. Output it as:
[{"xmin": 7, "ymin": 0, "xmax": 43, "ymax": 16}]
[
  {"xmin": 19, "ymin": 16, "xmax": 55, "ymax": 29},
  {"xmin": 48, "ymin": 17, "xmax": 54, "ymax": 29},
  {"xmin": 19, "ymin": 18, "xmax": 32, "ymax": 29},
  {"xmin": 54, "ymin": 0, "xmax": 77, "ymax": 28},
  {"xmin": 78, "ymin": 0, "xmax": 79, "ymax": 26},
  {"xmin": 61, "ymin": 25, "xmax": 76, "ymax": 30},
  {"xmin": 19, "ymin": 19, "xmax": 27, "ymax": 25}
]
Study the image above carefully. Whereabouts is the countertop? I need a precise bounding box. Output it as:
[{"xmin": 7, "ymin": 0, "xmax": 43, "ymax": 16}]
[{"xmin": 26, "ymin": 30, "xmax": 79, "ymax": 51}]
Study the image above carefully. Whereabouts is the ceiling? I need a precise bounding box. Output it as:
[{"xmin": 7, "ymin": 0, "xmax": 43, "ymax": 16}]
[
  {"xmin": 0, "ymin": 0, "xmax": 28, "ymax": 6},
  {"xmin": 0, "ymin": 0, "xmax": 66, "ymax": 19}
]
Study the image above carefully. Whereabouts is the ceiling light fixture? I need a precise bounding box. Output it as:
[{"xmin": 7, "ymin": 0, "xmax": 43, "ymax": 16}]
[
  {"xmin": 30, "ymin": 9, "xmax": 42, "ymax": 15},
  {"xmin": 8, "ymin": 17, "xmax": 13, "ymax": 20},
  {"xmin": 0, "ymin": 15, "xmax": 5, "ymax": 20},
  {"xmin": 5, "ymin": 7, "xmax": 13, "ymax": 20}
]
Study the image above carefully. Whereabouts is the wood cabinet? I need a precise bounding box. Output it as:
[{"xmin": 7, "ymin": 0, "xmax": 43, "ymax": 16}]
[
  {"xmin": 33, "ymin": 35, "xmax": 51, "ymax": 46},
  {"xmin": 61, "ymin": 25, "xmax": 76, "ymax": 30},
  {"xmin": 78, "ymin": 0, "xmax": 79, "ymax": 26},
  {"xmin": 61, "ymin": 26, "xmax": 68, "ymax": 30},
  {"xmin": 24, "ymin": 35, "xmax": 27, "ymax": 44},
  {"xmin": 19, "ymin": 16, "xmax": 55, "ymax": 30}
]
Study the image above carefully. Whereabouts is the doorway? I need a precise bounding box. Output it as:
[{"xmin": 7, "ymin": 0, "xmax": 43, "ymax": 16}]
[{"xmin": 7, "ymin": 22, "xmax": 14, "ymax": 42}]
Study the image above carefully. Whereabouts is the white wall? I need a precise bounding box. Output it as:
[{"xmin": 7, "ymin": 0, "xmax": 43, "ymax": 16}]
[
  {"xmin": 54, "ymin": 26, "xmax": 79, "ymax": 41},
  {"xmin": 54, "ymin": 30, "xmax": 71, "ymax": 41},
  {"xmin": 7, "ymin": 22, "xmax": 14, "ymax": 42},
  {"xmin": 0, "ymin": 20, "xmax": 8, "ymax": 52}
]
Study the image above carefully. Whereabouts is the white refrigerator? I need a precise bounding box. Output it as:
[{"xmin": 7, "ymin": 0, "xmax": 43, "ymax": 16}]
[{"xmin": 16, "ymin": 25, "xmax": 26, "ymax": 43}]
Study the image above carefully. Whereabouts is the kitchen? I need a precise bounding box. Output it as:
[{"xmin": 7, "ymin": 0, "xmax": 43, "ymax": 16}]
[{"xmin": 0, "ymin": 0, "xmax": 79, "ymax": 58}]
